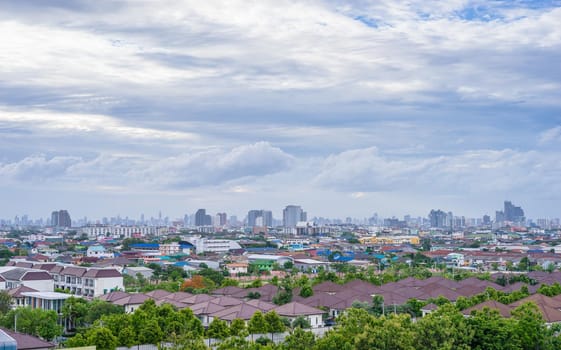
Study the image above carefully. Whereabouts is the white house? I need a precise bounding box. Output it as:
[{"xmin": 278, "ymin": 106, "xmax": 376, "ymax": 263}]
[
  {"xmin": 0, "ymin": 268, "xmax": 54, "ymax": 292},
  {"xmin": 86, "ymin": 245, "xmax": 114, "ymax": 259}
]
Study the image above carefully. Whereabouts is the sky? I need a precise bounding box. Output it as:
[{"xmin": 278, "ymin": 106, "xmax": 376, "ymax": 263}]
[{"xmin": 1, "ymin": 0, "xmax": 561, "ymax": 221}]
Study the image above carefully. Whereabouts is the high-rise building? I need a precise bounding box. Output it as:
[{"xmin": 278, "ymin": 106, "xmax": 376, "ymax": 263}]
[
  {"xmin": 247, "ymin": 210, "xmax": 273, "ymax": 227},
  {"xmin": 51, "ymin": 210, "xmax": 72, "ymax": 228},
  {"xmin": 283, "ymin": 205, "xmax": 306, "ymax": 228},
  {"xmin": 195, "ymin": 209, "xmax": 212, "ymax": 226},
  {"xmin": 504, "ymin": 201, "xmax": 525, "ymax": 223},
  {"xmin": 217, "ymin": 213, "xmax": 227, "ymax": 226},
  {"xmin": 428, "ymin": 209, "xmax": 448, "ymax": 228}
]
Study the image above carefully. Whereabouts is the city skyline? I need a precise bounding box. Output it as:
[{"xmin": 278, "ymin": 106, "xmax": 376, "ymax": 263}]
[{"xmin": 1, "ymin": 1, "xmax": 561, "ymax": 219}]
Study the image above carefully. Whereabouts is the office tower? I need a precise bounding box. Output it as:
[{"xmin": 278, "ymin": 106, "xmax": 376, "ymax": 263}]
[
  {"xmin": 247, "ymin": 210, "xmax": 273, "ymax": 227},
  {"xmin": 428, "ymin": 209, "xmax": 448, "ymax": 228},
  {"xmin": 504, "ymin": 201, "xmax": 525, "ymax": 223},
  {"xmin": 217, "ymin": 213, "xmax": 227, "ymax": 226},
  {"xmin": 283, "ymin": 205, "xmax": 306, "ymax": 228},
  {"xmin": 195, "ymin": 209, "xmax": 212, "ymax": 226},
  {"xmin": 51, "ymin": 210, "xmax": 72, "ymax": 228}
]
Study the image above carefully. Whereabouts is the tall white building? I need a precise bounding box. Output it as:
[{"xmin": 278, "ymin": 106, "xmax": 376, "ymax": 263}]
[{"xmin": 283, "ymin": 205, "xmax": 306, "ymax": 228}]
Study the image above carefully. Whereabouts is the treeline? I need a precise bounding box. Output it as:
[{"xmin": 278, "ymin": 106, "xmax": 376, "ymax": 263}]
[{"xmin": 64, "ymin": 299, "xmax": 561, "ymax": 350}]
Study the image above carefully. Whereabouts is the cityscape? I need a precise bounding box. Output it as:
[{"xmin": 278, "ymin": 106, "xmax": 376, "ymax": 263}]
[{"xmin": 2, "ymin": 0, "xmax": 561, "ymax": 349}]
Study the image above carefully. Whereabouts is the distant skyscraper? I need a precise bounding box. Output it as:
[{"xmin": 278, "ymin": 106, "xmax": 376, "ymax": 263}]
[
  {"xmin": 283, "ymin": 205, "xmax": 306, "ymax": 228},
  {"xmin": 195, "ymin": 209, "xmax": 212, "ymax": 226},
  {"xmin": 504, "ymin": 200, "xmax": 525, "ymax": 223},
  {"xmin": 51, "ymin": 210, "xmax": 71, "ymax": 228},
  {"xmin": 428, "ymin": 209, "xmax": 448, "ymax": 228},
  {"xmin": 217, "ymin": 212, "xmax": 227, "ymax": 226},
  {"xmin": 247, "ymin": 210, "xmax": 273, "ymax": 227}
]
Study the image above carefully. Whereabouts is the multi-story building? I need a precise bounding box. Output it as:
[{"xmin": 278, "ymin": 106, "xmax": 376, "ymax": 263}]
[
  {"xmin": 4, "ymin": 260, "xmax": 123, "ymax": 298},
  {"xmin": 184, "ymin": 236, "xmax": 242, "ymax": 254},
  {"xmin": 51, "ymin": 210, "xmax": 71, "ymax": 228},
  {"xmin": 195, "ymin": 209, "xmax": 212, "ymax": 226},
  {"xmin": 247, "ymin": 210, "xmax": 273, "ymax": 227},
  {"xmin": 80, "ymin": 225, "xmax": 168, "ymax": 238},
  {"xmin": 0, "ymin": 268, "xmax": 54, "ymax": 291},
  {"xmin": 283, "ymin": 205, "xmax": 306, "ymax": 228}
]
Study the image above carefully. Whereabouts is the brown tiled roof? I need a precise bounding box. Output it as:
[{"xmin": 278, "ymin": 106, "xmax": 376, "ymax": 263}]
[
  {"xmin": 113, "ymin": 293, "xmax": 150, "ymax": 305},
  {"xmin": 83, "ymin": 269, "xmax": 121, "ymax": 278},
  {"xmin": 510, "ymin": 294, "xmax": 561, "ymax": 309},
  {"xmin": 209, "ymin": 296, "xmax": 244, "ymax": 307},
  {"xmin": 189, "ymin": 301, "xmax": 225, "ymax": 315},
  {"xmin": 463, "ymin": 300, "xmax": 512, "ymax": 318},
  {"xmin": 144, "ymin": 289, "xmax": 172, "ymax": 300},
  {"xmin": 61, "ymin": 266, "xmax": 87, "ymax": 277},
  {"xmin": 244, "ymin": 299, "xmax": 277, "ymax": 311},
  {"xmin": 21, "ymin": 271, "xmax": 53, "ymax": 281},
  {"xmin": 212, "ymin": 286, "xmax": 245, "ymax": 296},
  {"xmin": 15, "ymin": 262, "xmax": 34, "ymax": 268},
  {"xmin": 164, "ymin": 291, "xmax": 194, "ymax": 302},
  {"xmin": 209, "ymin": 303, "xmax": 262, "ymax": 321},
  {"xmin": 297, "ymin": 292, "xmax": 344, "ymax": 309},
  {"xmin": 312, "ymin": 281, "xmax": 345, "ymax": 294},
  {"xmin": 0, "ymin": 328, "xmax": 54, "ymax": 350},
  {"xmin": 97, "ymin": 291, "xmax": 130, "ymax": 302},
  {"xmin": 181, "ymin": 294, "xmax": 215, "ymax": 305},
  {"xmin": 273, "ymin": 302, "xmax": 325, "ymax": 317},
  {"xmin": 7, "ymin": 286, "xmax": 38, "ymax": 298}
]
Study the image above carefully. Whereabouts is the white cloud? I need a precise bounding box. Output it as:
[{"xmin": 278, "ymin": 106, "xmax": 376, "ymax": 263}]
[
  {"xmin": 539, "ymin": 126, "xmax": 561, "ymax": 145},
  {"xmin": 0, "ymin": 154, "xmax": 82, "ymax": 182},
  {"xmin": 314, "ymin": 147, "xmax": 561, "ymax": 195},
  {"xmin": 0, "ymin": 108, "xmax": 198, "ymax": 141}
]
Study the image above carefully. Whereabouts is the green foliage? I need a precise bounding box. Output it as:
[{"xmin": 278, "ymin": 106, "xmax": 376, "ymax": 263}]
[
  {"xmin": 87, "ymin": 327, "xmax": 119, "ymax": 350},
  {"xmin": 299, "ymin": 285, "xmax": 313, "ymax": 298},
  {"xmin": 1, "ymin": 308, "xmax": 63, "ymax": 340},
  {"xmin": 230, "ymin": 318, "xmax": 248, "ymax": 338},
  {"xmin": 291, "ymin": 316, "xmax": 311, "ymax": 329},
  {"xmin": 282, "ymin": 327, "xmax": 315, "ymax": 350},
  {"xmin": 264, "ymin": 311, "xmax": 285, "ymax": 334},
  {"xmin": 0, "ymin": 291, "xmax": 12, "ymax": 315},
  {"xmin": 248, "ymin": 311, "xmax": 268, "ymax": 335},
  {"xmin": 206, "ymin": 318, "xmax": 230, "ymax": 340}
]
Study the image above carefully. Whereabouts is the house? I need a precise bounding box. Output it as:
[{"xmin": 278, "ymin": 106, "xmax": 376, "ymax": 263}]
[
  {"xmin": 48, "ymin": 265, "xmax": 123, "ymax": 298},
  {"xmin": 226, "ymin": 262, "xmax": 248, "ymax": 276},
  {"xmin": 112, "ymin": 293, "xmax": 151, "ymax": 313},
  {"xmin": 273, "ymin": 302, "xmax": 325, "ymax": 328},
  {"xmin": 293, "ymin": 259, "xmax": 329, "ymax": 273},
  {"xmin": 86, "ymin": 245, "xmax": 114, "ymax": 259},
  {"xmin": 0, "ymin": 268, "xmax": 54, "ymax": 292}
]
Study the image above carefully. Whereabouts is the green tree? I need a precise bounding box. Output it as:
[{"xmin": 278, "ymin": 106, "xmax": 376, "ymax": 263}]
[
  {"xmin": 2, "ymin": 308, "xmax": 63, "ymax": 340},
  {"xmin": 118, "ymin": 326, "xmax": 136, "ymax": 348},
  {"xmin": 313, "ymin": 331, "xmax": 353, "ymax": 350},
  {"xmin": 511, "ymin": 302, "xmax": 548, "ymax": 350},
  {"xmin": 206, "ymin": 318, "xmax": 230, "ymax": 341},
  {"xmin": 230, "ymin": 318, "xmax": 248, "ymax": 337},
  {"xmin": 291, "ymin": 316, "xmax": 311, "ymax": 329},
  {"xmin": 0, "ymin": 290, "xmax": 12, "ymax": 315},
  {"xmin": 282, "ymin": 327, "xmax": 315, "ymax": 350},
  {"xmin": 62, "ymin": 296, "xmax": 89, "ymax": 330},
  {"xmin": 299, "ymin": 285, "xmax": 313, "ymax": 298},
  {"xmin": 264, "ymin": 310, "xmax": 285, "ymax": 340},
  {"xmin": 65, "ymin": 333, "xmax": 88, "ymax": 348},
  {"xmin": 87, "ymin": 327, "xmax": 118, "ymax": 350},
  {"xmin": 467, "ymin": 307, "xmax": 519, "ymax": 350},
  {"xmin": 248, "ymin": 311, "xmax": 268, "ymax": 339},
  {"xmin": 355, "ymin": 314, "xmax": 416, "ymax": 350},
  {"xmin": 415, "ymin": 303, "xmax": 473, "ymax": 350},
  {"xmin": 138, "ymin": 318, "xmax": 164, "ymax": 344}
]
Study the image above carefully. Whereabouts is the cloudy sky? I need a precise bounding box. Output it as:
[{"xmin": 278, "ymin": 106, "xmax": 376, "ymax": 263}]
[{"xmin": 1, "ymin": 0, "xmax": 561, "ymax": 222}]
